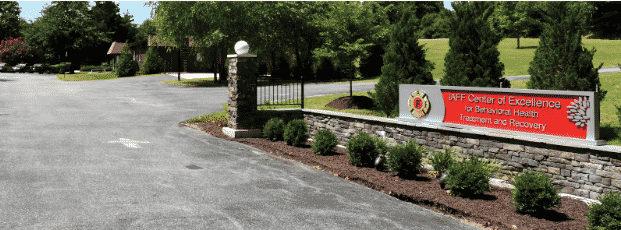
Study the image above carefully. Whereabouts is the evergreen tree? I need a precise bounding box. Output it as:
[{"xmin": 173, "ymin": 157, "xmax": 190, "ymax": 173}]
[
  {"xmin": 141, "ymin": 46, "xmax": 163, "ymax": 75},
  {"xmin": 115, "ymin": 41, "xmax": 139, "ymax": 77},
  {"xmin": 367, "ymin": 4, "xmax": 435, "ymax": 118},
  {"xmin": 526, "ymin": 2, "xmax": 607, "ymax": 105},
  {"xmin": 440, "ymin": 1, "xmax": 509, "ymax": 88}
]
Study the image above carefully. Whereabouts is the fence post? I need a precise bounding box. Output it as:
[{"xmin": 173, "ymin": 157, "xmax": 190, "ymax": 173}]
[{"xmin": 222, "ymin": 41, "xmax": 260, "ymax": 138}]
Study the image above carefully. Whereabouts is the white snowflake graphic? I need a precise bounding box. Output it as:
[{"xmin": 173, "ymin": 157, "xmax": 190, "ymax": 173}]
[{"xmin": 566, "ymin": 97, "xmax": 591, "ymax": 128}]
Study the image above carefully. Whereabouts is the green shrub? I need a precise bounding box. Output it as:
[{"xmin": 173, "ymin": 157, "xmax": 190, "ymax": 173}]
[
  {"xmin": 283, "ymin": 119, "xmax": 309, "ymax": 147},
  {"xmin": 262, "ymin": 118, "xmax": 285, "ymax": 142},
  {"xmin": 345, "ymin": 131, "xmax": 377, "ymax": 167},
  {"xmin": 141, "ymin": 46, "xmax": 164, "ymax": 75},
  {"xmin": 36, "ymin": 63, "xmax": 49, "ymax": 74},
  {"xmin": 510, "ymin": 169, "xmax": 561, "ymax": 213},
  {"xmin": 445, "ymin": 155, "xmax": 491, "ymax": 197},
  {"xmin": 311, "ymin": 129, "xmax": 339, "ymax": 155},
  {"xmin": 372, "ymin": 136, "xmax": 390, "ymax": 157},
  {"xmin": 587, "ymin": 191, "xmax": 621, "ymax": 230},
  {"xmin": 385, "ymin": 139, "xmax": 427, "ymax": 177},
  {"xmin": 429, "ymin": 148, "xmax": 456, "ymax": 178},
  {"xmin": 115, "ymin": 42, "xmax": 139, "ymax": 77},
  {"xmin": 79, "ymin": 65, "xmax": 107, "ymax": 72}
]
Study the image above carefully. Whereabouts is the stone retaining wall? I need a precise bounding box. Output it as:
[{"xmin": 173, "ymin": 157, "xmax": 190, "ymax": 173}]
[{"xmin": 263, "ymin": 109, "xmax": 621, "ymax": 201}]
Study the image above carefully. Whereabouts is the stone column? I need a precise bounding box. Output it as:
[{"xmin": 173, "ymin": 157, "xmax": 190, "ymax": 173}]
[{"xmin": 222, "ymin": 41, "xmax": 261, "ymax": 138}]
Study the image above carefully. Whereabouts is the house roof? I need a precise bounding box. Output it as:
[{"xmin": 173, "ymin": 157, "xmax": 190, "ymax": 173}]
[{"xmin": 107, "ymin": 42, "xmax": 125, "ymax": 55}]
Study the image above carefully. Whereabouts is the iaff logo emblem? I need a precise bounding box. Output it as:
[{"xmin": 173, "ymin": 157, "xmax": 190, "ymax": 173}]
[{"xmin": 408, "ymin": 90, "xmax": 430, "ymax": 118}]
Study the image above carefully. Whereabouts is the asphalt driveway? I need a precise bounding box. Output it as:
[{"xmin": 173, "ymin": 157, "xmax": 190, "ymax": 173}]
[{"xmin": 0, "ymin": 72, "xmax": 482, "ymax": 229}]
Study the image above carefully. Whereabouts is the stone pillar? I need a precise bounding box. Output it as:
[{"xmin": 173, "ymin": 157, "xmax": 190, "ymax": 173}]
[{"xmin": 222, "ymin": 41, "xmax": 261, "ymax": 138}]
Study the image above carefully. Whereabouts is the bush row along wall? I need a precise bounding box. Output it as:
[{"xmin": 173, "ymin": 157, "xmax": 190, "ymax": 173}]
[{"xmin": 257, "ymin": 109, "xmax": 621, "ymax": 201}]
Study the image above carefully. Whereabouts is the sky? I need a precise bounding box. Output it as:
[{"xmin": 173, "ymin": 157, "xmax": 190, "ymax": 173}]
[
  {"xmin": 16, "ymin": 1, "xmax": 455, "ymax": 26},
  {"xmin": 16, "ymin": 1, "xmax": 156, "ymax": 25}
]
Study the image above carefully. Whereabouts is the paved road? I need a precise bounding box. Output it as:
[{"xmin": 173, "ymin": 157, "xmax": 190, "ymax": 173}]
[
  {"xmin": 433, "ymin": 66, "xmax": 621, "ymax": 85},
  {"xmin": 0, "ymin": 73, "xmax": 482, "ymax": 229}
]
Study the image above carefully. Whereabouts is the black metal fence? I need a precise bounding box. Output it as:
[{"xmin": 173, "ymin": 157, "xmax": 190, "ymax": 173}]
[{"xmin": 256, "ymin": 75, "xmax": 304, "ymax": 109}]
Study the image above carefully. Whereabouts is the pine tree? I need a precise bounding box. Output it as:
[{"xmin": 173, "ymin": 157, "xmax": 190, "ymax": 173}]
[
  {"xmin": 440, "ymin": 1, "xmax": 510, "ymax": 88},
  {"xmin": 141, "ymin": 46, "xmax": 163, "ymax": 75},
  {"xmin": 526, "ymin": 2, "xmax": 607, "ymax": 105},
  {"xmin": 115, "ymin": 41, "xmax": 139, "ymax": 77},
  {"xmin": 367, "ymin": 4, "xmax": 436, "ymax": 118}
]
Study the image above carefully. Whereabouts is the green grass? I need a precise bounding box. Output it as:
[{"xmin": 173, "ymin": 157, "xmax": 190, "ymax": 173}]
[
  {"xmin": 419, "ymin": 37, "xmax": 621, "ymax": 80},
  {"xmin": 55, "ymin": 72, "xmax": 169, "ymax": 81}
]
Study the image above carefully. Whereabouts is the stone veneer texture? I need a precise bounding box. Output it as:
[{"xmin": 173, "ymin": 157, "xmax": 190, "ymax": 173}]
[
  {"xmin": 226, "ymin": 56, "xmax": 257, "ymax": 130},
  {"xmin": 297, "ymin": 110, "xmax": 621, "ymax": 201}
]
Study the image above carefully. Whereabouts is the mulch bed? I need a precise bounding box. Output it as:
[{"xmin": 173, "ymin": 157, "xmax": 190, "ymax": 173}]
[
  {"xmin": 324, "ymin": 95, "xmax": 377, "ymax": 111},
  {"xmin": 176, "ymin": 95, "xmax": 597, "ymax": 230}
]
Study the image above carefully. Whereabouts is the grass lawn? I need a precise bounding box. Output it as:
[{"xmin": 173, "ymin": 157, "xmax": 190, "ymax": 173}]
[{"xmin": 420, "ymin": 37, "xmax": 621, "ymax": 80}]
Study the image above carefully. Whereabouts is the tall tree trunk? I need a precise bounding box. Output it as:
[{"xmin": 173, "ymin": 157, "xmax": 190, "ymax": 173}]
[{"xmin": 517, "ymin": 37, "xmax": 520, "ymax": 49}]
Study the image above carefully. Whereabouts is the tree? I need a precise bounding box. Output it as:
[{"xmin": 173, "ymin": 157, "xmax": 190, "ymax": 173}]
[
  {"xmin": 23, "ymin": 1, "xmax": 113, "ymax": 73},
  {"xmin": 313, "ymin": 2, "xmax": 384, "ymax": 95},
  {"xmin": 526, "ymin": 2, "xmax": 607, "ymax": 106},
  {"xmin": 85, "ymin": 1, "xmax": 139, "ymax": 66},
  {"xmin": 367, "ymin": 4, "xmax": 436, "ymax": 118},
  {"xmin": 115, "ymin": 41, "xmax": 139, "ymax": 77},
  {"xmin": 150, "ymin": 1, "xmax": 326, "ymax": 83},
  {"xmin": 418, "ymin": 8, "xmax": 454, "ymax": 39},
  {"xmin": 487, "ymin": 2, "xmax": 543, "ymax": 48},
  {"xmin": 0, "ymin": 1, "xmax": 21, "ymax": 41},
  {"xmin": 587, "ymin": 1, "xmax": 621, "ymax": 40},
  {"xmin": 141, "ymin": 46, "xmax": 163, "ymax": 74},
  {"xmin": 440, "ymin": 1, "xmax": 509, "ymax": 88}
]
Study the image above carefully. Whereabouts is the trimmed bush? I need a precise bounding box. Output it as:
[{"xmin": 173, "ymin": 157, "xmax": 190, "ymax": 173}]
[
  {"xmin": 385, "ymin": 139, "xmax": 427, "ymax": 177},
  {"xmin": 372, "ymin": 136, "xmax": 390, "ymax": 157},
  {"xmin": 429, "ymin": 148, "xmax": 456, "ymax": 178},
  {"xmin": 115, "ymin": 42, "xmax": 139, "ymax": 77},
  {"xmin": 510, "ymin": 169, "xmax": 562, "ymax": 214},
  {"xmin": 283, "ymin": 119, "xmax": 309, "ymax": 147},
  {"xmin": 587, "ymin": 191, "xmax": 621, "ymax": 230},
  {"xmin": 311, "ymin": 129, "xmax": 339, "ymax": 155},
  {"xmin": 345, "ymin": 131, "xmax": 377, "ymax": 167},
  {"xmin": 141, "ymin": 46, "xmax": 164, "ymax": 75},
  {"xmin": 445, "ymin": 155, "xmax": 491, "ymax": 197},
  {"xmin": 262, "ymin": 118, "xmax": 285, "ymax": 142}
]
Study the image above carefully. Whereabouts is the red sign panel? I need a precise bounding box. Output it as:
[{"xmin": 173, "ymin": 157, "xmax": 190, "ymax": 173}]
[{"xmin": 441, "ymin": 90, "xmax": 589, "ymax": 139}]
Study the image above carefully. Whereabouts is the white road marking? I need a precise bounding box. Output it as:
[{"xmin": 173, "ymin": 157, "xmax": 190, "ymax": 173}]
[{"xmin": 105, "ymin": 138, "xmax": 150, "ymax": 148}]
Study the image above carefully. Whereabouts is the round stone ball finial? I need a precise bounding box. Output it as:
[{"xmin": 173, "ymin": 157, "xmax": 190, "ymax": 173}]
[{"xmin": 234, "ymin": 41, "xmax": 250, "ymax": 55}]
